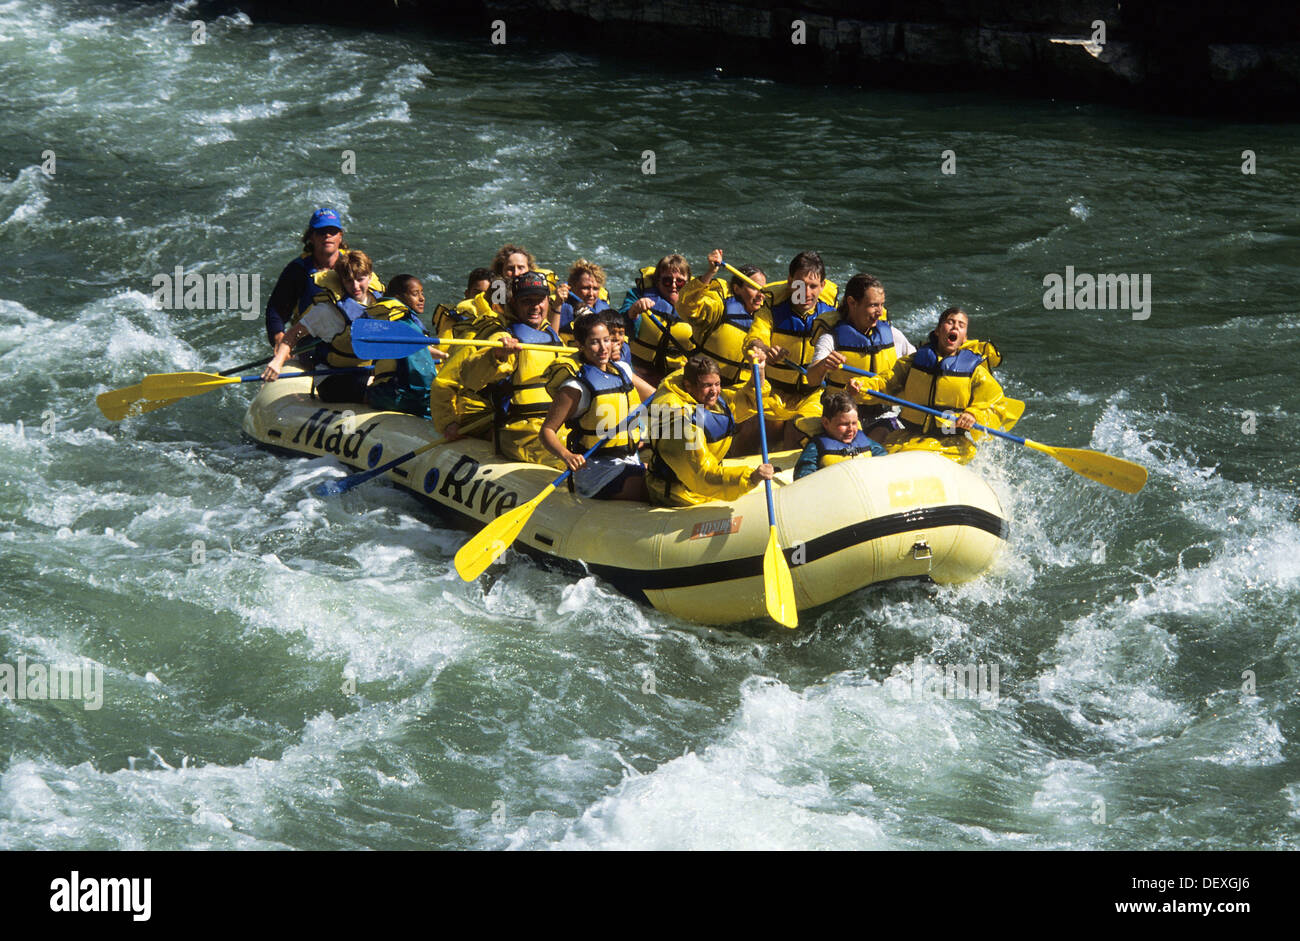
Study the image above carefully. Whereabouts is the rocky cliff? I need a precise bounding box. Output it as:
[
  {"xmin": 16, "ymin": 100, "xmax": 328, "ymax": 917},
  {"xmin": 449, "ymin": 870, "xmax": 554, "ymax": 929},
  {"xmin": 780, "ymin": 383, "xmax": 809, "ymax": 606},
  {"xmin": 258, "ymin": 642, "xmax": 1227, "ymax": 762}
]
[{"xmin": 231, "ymin": 0, "xmax": 1299, "ymax": 115}]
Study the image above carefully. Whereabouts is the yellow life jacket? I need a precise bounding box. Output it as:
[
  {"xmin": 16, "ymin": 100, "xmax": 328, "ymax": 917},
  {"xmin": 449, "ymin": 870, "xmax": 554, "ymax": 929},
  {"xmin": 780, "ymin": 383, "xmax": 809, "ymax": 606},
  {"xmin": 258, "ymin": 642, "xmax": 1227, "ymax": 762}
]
[
  {"xmin": 629, "ymin": 292, "xmax": 695, "ymax": 375},
  {"xmin": 318, "ymin": 295, "xmax": 377, "ymax": 369},
  {"xmin": 696, "ymin": 295, "xmax": 758, "ymax": 384},
  {"xmin": 544, "ymin": 358, "xmax": 642, "ymax": 455},
  {"xmin": 491, "ymin": 321, "xmax": 566, "ymax": 424},
  {"xmin": 646, "ymin": 371, "xmax": 739, "ymax": 505},
  {"xmin": 288, "ymin": 250, "xmax": 385, "ymax": 327},
  {"xmin": 812, "ymin": 431, "xmax": 878, "ymax": 468},
  {"xmin": 896, "ymin": 341, "xmax": 989, "ymax": 433}
]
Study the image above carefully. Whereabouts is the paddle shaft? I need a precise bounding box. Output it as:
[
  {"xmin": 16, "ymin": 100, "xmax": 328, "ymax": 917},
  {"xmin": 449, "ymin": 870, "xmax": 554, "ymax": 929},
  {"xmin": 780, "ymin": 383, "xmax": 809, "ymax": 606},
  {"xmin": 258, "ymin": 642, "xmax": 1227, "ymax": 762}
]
[
  {"xmin": 752, "ymin": 362, "xmax": 779, "ymax": 525},
  {"xmin": 317, "ymin": 415, "xmax": 492, "ymax": 495},
  {"xmin": 723, "ymin": 262, "xmax": 763, "ymax": 292},
  {"xmin": 217, "ymin": 338, "xmax": 323, "ymax": 377},
  {"xmin": 639, "ymin": 308, "xmax": 694, "ymax": 359},
  {"xmin": 239, "ymin": 367, "xmax": 370, "ymax": 384},
  {"xmin": 350, "ymin": 320, "xmax": 575, "ymax": 356},
  {"xmin": 822, "ymin": 361, "xmax": 1030, "ymax": 445}
]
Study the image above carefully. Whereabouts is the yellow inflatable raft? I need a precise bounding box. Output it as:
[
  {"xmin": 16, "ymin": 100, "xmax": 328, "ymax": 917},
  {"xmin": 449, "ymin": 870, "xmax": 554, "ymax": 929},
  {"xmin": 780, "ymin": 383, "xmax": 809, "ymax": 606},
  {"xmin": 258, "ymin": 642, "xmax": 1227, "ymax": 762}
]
[{"xmin": 242, "ymin": 376, "xmax": 1009, "ymax": 625}]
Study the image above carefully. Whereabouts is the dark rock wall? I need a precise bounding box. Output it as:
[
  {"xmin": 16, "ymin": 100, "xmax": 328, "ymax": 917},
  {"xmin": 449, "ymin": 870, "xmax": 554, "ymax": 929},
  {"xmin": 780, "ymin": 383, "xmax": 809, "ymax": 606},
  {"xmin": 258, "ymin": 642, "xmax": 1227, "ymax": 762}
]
[{"xmin": 229, "ymin": 0, "xmax": 1300, "ymax": 115}]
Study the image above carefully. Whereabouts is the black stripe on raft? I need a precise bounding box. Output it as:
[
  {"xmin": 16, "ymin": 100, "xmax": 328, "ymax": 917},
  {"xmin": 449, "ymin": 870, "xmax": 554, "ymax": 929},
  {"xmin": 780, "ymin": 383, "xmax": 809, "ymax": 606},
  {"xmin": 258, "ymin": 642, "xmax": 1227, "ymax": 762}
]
[
  {"xmin": 587, "ymin": 505, "xmax": 1008, "ymax": 597},
  {"xmin": 244, "ymin": 433, "xmax": 1006, "ymax": 611}
]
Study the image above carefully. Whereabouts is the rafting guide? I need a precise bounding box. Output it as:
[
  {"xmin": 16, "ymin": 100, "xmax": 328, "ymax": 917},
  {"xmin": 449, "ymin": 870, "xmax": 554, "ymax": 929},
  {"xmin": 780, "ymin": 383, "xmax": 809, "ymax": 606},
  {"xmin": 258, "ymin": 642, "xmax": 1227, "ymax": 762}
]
[{"xmin": 151, "ymin": 265, "xmax": 261, "ymax": 320}]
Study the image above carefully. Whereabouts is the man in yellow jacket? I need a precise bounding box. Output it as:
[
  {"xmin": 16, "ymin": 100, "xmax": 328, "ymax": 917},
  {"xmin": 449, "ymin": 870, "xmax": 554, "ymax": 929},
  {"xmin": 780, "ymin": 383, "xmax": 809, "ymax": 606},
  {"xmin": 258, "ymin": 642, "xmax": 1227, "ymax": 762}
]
[
  {"xmin": 645, "ymin": 354, "xmax": 774, "ymax": 506},
  {"xmin": 459, "ymin": 272, "xmax": 568, "ymax": 468}
]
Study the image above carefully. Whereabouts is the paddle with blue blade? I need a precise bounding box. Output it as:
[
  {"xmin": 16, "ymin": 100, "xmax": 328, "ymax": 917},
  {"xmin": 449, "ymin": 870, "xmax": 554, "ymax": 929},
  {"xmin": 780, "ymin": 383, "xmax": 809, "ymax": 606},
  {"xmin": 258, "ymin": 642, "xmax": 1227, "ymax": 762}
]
[
  {"xmin": 454, "ymin": 395, "xmax": 656, "ymax": 582},
  {"xmin": 751, "ymin": 361, "xmax": 798, "ymax": 628},
  {"xmin": 350, "ymin": 318, "xmax": 575, "ymax": 361}
]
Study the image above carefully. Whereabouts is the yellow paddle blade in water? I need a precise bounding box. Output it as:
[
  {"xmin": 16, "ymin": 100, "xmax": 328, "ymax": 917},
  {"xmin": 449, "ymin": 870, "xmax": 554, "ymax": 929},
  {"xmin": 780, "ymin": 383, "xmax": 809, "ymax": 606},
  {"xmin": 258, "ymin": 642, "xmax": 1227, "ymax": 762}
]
[
  {"xmin": 96, "ymin": 384, "xmax": 184, "ymax": 421},
  {"xmin": 455, "ymin": 483, "xmax": 557, "ymax": 581},
  {"xmin": 763, "ymin": 525, "xmax": 798, "ymax": 628},
  {"xmin": 1024, "ymin": 440, "xmax": 1148, "ymax": 494},
  {"xmin": 139, "ymin": 371, "xmax": 240, "ymax": 399}
]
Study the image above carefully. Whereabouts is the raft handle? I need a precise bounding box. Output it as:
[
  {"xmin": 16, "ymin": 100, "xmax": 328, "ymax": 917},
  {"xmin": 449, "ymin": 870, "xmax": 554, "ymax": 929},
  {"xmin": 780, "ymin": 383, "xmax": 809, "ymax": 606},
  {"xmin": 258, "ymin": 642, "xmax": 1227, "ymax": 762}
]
[{"xmin": 911, "ymin": 540, "xmax": 933, "ymax": 561}]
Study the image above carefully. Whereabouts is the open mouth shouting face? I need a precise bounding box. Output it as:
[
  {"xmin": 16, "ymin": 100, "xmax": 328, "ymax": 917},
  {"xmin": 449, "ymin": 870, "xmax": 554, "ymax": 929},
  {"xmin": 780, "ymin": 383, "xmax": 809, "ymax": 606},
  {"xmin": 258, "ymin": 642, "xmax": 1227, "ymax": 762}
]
[{"xmin": 935, "ymin": 310, "xmax": 968, "ymax": 356}]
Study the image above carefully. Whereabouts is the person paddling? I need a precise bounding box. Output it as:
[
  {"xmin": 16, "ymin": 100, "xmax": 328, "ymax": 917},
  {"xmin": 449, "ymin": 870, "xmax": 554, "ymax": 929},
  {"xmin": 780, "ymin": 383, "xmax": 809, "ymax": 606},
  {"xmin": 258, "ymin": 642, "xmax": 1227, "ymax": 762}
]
[
  {"xmin": 851, "ymin": 306, "xmax": 1022, "ymax": 463},
  {"xmin": 741, "ymin": 250, "xmax": 838, "ymax": 449},
  {"xmin": 803, "ymin": 273, "xmax": 914, "ymax": 443},
  {"xmin": 458, "ymin": 271, "xmax": 568, "ymax": 467},
  {"xmin": 645, "ymin": 354, "xmax": 774, "ymax": 507},
  {"xmin": 540, "ymin": 312, "xmax": 656, "ymax": 500},
  {"xmin": 262, "ymin": 250, "xmax": 380, "ymax": 386}
]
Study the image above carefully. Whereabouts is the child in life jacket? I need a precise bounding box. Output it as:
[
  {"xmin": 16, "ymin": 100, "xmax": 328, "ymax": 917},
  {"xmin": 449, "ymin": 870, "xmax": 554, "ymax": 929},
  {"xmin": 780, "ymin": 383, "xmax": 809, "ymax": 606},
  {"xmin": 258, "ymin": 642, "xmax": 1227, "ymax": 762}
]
[{"xmin": 794, "ymin": 391, "xmax": 886, "ymax": 479}]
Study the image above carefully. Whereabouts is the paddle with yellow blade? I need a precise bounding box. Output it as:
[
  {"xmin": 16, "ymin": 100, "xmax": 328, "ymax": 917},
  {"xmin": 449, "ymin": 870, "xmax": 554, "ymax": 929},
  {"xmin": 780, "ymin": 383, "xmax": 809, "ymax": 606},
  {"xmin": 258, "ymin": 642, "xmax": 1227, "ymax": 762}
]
[
  {"xmin": 96, "ymin": 385, "xmax": 187, "ymax": 421},
  {"xmin": 315, "ymin": 415, "xmax": 492, "ymax": 497},
  {"xmin": 750, "ymin": 360, "xmax": 799, "ymax": 628},
  {"xmin": 822, "ymin": 361, "xmax": 1148, "ymax": 494},
  {"xmin": 138, "ymin": 367, "xmax": 371, "ymax": 400},
  {"xmin": 454, "ymin": 395, "xmax": 657, "ymax": 582},
  {"xmin": 349, "ymin": 318, "xmax": 576, "ymax": 360},
  {"xmin": 97, "ymin": 340, "xmax": 324, "ymax": 421}
]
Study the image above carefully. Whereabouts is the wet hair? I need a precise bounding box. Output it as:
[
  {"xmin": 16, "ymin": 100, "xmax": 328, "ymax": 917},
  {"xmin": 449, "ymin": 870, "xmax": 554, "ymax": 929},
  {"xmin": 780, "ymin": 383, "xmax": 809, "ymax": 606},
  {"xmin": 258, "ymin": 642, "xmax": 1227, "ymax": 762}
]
[
  {"xmin": 730, "ymin": 264, "xmax": 766, "ymax": 294},
  {"xmin": 788, "ymin": 250, "xmax": 825, "ymax": 281},
  {"xmin": 655, "ymin": 253, "xmax": 691, "ymax": 282},
  {"xmin": 386, "ymin": 274, "xmax": 420, "ymax": 298},
  {"xmin": 573, "ymin": 311, "xmax": 610, "ymax": 346},
  {"xmin": 600, "ymin": 310, "xmax": 625, "ymax": 335},
  {"xmin": 938, "ymin": 306, "xmax": 970, "ymax": 327},
  {"xmin": 492, "ymin": 244, "xmax": 535, "ymax": 276},
  {"xmin": 683, "ymin": 354, "xmax": 721, "ymax": 387},
  {"xmin": 466, "ymin": 267, "xmax": 493, "ymax": 290},
  {"xmin": 568, "ymin": 258, "xmax": 607, "ymax": 289},
  {"xmin": 300, "ymin": 226, "xmax": 351, "ymax": 256},
  {"xmin": 821, "ymin": 391, "xmax": 858, "ymax": 420},
  {"xmin": 838, "ymin": 274, "xmax": 885, "ymax": 315},
  {"xmin": 335, "ymin": 250, "xmax": 373, "ymax": 281}
]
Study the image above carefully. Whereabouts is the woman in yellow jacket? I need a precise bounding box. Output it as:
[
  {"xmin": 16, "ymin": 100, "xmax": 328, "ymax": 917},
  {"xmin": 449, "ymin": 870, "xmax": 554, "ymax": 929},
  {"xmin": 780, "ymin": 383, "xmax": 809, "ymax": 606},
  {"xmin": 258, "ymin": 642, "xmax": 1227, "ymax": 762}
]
[
  {"xmin": 645, "ymin": 354, "xmax": 774, "ymax": 507},
  {"xmin": 676, "ymin": 248, "xmax": 767, "ymax": 385},
  {"xmin": 852, "ymin": 307, "xmax": 1023, "ymax": 464}
]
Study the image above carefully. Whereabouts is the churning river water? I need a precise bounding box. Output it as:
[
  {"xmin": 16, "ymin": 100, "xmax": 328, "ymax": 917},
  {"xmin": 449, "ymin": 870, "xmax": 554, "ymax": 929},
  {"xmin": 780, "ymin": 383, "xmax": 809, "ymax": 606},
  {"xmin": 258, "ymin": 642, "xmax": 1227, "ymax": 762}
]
[{"xmin": 1, "ymin": 0, "xmax": 1298, "ymax": 851}]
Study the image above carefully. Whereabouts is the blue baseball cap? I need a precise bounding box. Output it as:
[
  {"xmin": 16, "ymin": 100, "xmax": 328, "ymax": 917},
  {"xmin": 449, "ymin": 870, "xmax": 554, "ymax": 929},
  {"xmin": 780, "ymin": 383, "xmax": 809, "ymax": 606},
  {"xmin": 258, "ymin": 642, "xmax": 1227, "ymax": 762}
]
[{"xmin": 309, "ymin": 207, "xmax": 343, "ymax": 230}]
